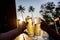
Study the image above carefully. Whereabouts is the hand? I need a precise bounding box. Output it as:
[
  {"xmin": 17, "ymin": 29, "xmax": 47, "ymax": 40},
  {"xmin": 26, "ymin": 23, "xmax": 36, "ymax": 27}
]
[
  {"xmin": 17, "ymin": 21, "xmax": 28, "ymax": 32},
  {"xmin": 19, "ymin": 21, "xmax": 27, "ymax": 27},
  {"xmin": 41, "ymin": 20, "xmax": 50, "ymax": 31},
  {"xmin": 54, "ymin": 17, "xmax": 59, "ymax": 22}
]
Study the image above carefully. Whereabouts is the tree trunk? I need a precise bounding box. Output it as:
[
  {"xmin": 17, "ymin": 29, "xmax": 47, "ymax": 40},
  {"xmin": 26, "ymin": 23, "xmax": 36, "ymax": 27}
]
[
  {"xmin": 21, "ymin": 12, "xmax": 24, "ymax": 21},
  {"xmin": 31, "ymin": 12, "xmax": 33, "ymax": 23}
]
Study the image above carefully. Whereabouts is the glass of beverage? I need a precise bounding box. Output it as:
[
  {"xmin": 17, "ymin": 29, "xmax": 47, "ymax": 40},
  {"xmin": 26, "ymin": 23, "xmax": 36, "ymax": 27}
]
[
  {"xmin": 26, "ymin": 17, "xmax": 34, "ymax": 37},
  {"xmin": 26, "ymin": 17, "xmax": 42, "ymax": 40},
  {"xmin": 33, "ymin": 17, "xmax": 41, "ymax": 36}
]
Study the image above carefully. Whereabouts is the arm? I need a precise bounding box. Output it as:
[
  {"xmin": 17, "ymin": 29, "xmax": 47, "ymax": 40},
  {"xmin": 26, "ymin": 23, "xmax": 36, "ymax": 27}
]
[
  {"xmin": 41, "ymin": 20, "xmax": 60, "ymax": 39},
  {"xmin": 0, "ymin": 21, "xmax": 27, "ymax": 40},
  {"xmin": 0, "ymin": 28, "xmax": 22, "ymax": 40}
]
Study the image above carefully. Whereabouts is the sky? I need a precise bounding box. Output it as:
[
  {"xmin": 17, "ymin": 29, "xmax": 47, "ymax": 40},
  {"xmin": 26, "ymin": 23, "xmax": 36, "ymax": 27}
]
[{"xmin": 15, "ymin": 0, "xmax": 60, "ymax": 21}]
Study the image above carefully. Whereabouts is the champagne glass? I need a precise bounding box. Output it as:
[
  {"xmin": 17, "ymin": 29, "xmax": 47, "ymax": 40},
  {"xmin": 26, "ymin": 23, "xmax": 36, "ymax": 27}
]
[
  {"xmin": 26, "ymin": 17, "xmax": 35, "ymax": 40},
  {"xmin": 33, "ymin": 17, "xmax": 41, "ymax": 40}
]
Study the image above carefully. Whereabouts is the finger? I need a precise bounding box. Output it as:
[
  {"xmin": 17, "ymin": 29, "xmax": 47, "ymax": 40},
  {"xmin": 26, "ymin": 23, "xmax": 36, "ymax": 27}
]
[{"xmin": 25, "ymin": 22, "xmax": 28, "ymax": 25}]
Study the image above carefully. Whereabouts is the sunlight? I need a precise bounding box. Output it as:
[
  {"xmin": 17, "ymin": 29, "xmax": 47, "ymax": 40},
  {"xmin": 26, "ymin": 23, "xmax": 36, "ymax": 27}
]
[
  {"xmin": 20, "ymin": 17, "xmax": 23, "ymax": 21},
  {"xmin": 18, "ymin": 17, "xmax": 24, "ymax": 24}
]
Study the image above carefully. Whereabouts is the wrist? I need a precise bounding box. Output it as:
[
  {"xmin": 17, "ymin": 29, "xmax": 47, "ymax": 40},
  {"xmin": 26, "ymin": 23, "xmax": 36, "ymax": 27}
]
[{"xmin": 17, "ymin": 27, "xmax": 25, "ymax": 33}]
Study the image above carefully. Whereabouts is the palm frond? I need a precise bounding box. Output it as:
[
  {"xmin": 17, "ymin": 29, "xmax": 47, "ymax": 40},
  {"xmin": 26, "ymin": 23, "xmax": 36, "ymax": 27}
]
[{"xmin": 29, "ymin": 6, "xmax": 35, "ymax": 12}]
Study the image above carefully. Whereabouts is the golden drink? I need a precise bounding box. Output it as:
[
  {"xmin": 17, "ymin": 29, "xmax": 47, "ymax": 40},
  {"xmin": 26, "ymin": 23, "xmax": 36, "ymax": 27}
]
[
  {"xmin": 34, "ymin": 17, "xmax": 41, "ymax": 36},
  {"xmin": 35, "ymin": 24, "xmax": 41, "ymax": 36},
  {"xmin": 26, "ymin": 18, "xmax": 34, "ymax": 37}
]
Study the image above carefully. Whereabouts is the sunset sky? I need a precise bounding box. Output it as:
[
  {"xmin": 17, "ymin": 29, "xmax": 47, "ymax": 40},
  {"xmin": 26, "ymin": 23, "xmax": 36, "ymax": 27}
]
[{"xmin": 15, "ymin": 0, "xmax": 60, "ymax": 21}]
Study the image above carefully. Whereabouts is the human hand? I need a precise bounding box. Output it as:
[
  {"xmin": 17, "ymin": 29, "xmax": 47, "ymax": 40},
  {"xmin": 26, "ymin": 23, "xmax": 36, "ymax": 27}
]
[
  {"xmin": 54, "ymin": 17, "xmax": 59, "ymax": 22},
  {"xmin": 17, "ymin": 21, "xmax": 28, "ymax": 32},
  {"xmin": 41, "ymin": 20, "xmax": 50, "ymax": 31}
]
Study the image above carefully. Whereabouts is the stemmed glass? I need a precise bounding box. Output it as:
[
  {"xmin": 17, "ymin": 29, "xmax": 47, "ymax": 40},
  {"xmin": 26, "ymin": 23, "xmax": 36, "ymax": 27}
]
[{"xmin": 33, "ymin": 17, "xmax": 41, "ymax": 40}]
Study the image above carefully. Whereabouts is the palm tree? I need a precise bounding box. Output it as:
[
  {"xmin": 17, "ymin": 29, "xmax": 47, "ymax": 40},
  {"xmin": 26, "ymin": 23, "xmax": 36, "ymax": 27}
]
[
  {"xmin": 29, "ymin": 6, "xmax": 35, "ymax": 20},
  {"xmin": 18, "ymin": 5, "xmax": 25, "ymax": 21}
]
